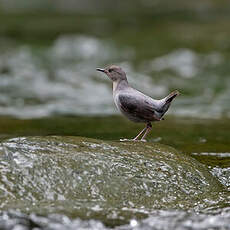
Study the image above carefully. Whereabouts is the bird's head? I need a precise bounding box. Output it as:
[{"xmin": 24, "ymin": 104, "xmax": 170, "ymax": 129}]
[{"xmin": 97, "ymin": 65, "xmax": 127, "ymax": 82}]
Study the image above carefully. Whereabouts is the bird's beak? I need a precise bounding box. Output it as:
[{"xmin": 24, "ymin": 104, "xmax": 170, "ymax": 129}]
[{"xmin": 96, "ymin": 68, "xmax": 105, "ymax": 73}]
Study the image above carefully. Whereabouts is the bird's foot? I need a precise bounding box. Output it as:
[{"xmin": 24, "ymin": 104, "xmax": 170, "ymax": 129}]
[
  {"xmin": 140, "ymin": 139, "xmax": 147, "ymax": 142},
  {"xmin": 120, "ymin": 138, "xmax": 133, "ymax": 142},
  {"xmin": 120, "ymin": 138, "xmax": 147, "ymax": 142},
  {"xmin": 131, "ymin": 138, "xmax": 147, "ymax": 142}
]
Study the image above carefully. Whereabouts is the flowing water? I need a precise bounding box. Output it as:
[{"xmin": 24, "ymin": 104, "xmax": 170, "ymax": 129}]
[
  {"xmin": 0, "ymin": 35, "xmax": 230, "ymax": 119},
  {"xmin": 0, "ymin": 1, "xmax": 230, "ymax": 229}
]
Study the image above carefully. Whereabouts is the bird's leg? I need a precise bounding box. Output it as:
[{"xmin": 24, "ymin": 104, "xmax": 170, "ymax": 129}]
[
  {"xmin": 133, "ymin": 126, "xmax": 147, "ymax": 141},
  {"xmin": 141, "ymin": 123, "xmax": 152, "ymax": 142}
]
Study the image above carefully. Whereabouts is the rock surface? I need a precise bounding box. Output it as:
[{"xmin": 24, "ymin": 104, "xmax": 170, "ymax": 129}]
[{"xmin": 0, "ymin": 136, "xmax": 225, "ymax": 224}]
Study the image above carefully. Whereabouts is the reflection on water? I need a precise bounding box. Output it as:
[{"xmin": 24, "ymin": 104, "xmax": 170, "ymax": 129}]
[{"xmin": 0, "ymin": 35, "xmax": 229, "ymax": 118}]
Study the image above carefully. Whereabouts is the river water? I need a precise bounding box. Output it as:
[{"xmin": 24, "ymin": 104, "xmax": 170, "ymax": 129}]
[{"xmin": 0, "ymin": 35, "xmax": 230, "ymax": 119}]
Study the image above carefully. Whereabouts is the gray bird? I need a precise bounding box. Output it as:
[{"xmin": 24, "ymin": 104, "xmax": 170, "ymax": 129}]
[{"xmin": 97, "ymin": 65, "xmax": 179, "ymax": 141}]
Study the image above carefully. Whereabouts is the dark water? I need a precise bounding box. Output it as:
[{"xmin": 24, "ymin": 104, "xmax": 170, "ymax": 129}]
[{"xmin": 0, "ymin": 1, "xmax": 230, "ymax": 229}]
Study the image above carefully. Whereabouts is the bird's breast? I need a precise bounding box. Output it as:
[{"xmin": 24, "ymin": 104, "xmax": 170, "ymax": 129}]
[
  {"xmin": 113, "ymin": 92, "xmax": 145, "ymax": 123},
  {"xmin": 113, "ymin": 93, "xmax": 120, "ymax": 110}
]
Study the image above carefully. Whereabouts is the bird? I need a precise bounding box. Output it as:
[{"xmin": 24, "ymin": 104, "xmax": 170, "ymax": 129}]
[{"xmin": 96, "ymin": 65, "xmax": 179, "ymax": 141}]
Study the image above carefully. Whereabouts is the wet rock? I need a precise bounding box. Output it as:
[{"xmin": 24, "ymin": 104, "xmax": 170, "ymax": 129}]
[{"xmin": 0, "ymin": 136, "xmax": 225, "ymax": 225}]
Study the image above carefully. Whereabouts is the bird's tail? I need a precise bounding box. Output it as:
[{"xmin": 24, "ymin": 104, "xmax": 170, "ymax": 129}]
[
  {"xmin": 165, "ymin": 90, "xmax": 180, "ymax": 104},
  {"xmin": 159, "ymin": 90, "xmax": 180, "ymax": 118}
]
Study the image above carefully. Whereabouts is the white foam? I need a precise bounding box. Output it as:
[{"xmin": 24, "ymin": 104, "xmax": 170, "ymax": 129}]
[
  {"xmin": 0, "ymin": 38, "xmax": 229, "ymax": 119},
  {"xmin": 147, "ymin": 48, "xmax": 223, "ymax": 78},
  {"xmin": 192, "ymin": 152, "xmax": 230, "ymax": 157}
]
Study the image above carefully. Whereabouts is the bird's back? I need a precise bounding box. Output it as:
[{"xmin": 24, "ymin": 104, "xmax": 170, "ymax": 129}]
[{"xmin": 114, "ymin": 86, "xmax": 165, "ymax": 123}]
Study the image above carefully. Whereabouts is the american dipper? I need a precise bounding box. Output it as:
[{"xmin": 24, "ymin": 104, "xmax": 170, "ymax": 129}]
[{"xmin": 97, "ymin": 65, "xmax": 179, "ymax": 141}]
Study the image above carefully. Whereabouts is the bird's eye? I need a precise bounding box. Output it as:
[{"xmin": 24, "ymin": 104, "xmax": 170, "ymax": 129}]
[{"xmin": 108, "ymin": 69, "xmax": 112, "ymax": 73}]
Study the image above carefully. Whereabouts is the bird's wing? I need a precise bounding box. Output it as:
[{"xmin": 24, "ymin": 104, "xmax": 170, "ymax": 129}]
[{"xmin": 118, "ymin": 93, "xmax": 162, "ymax": 121}]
